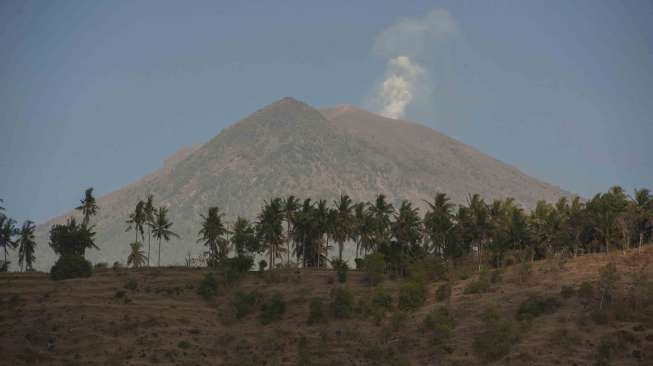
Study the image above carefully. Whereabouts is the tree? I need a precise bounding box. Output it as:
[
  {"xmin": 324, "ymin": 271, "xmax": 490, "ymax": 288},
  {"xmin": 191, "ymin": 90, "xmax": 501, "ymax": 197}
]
[
  {"xmin": 369, "ymin": 194, "xmax": 394, "ymax": 252},
  {"xmin": 632, "ymin": 188, "xmax": 653, "ymax": 251},
  {"xmin": 198, "ymin": 206, "xmax": 229, "ymax": 265},
  {"xmin": 126, "ymin": 200, "xmax": 146, "ymax": 244},
  {"xmin": 17, "ymin": 221, "xmax": 36, "ymax": 271},
  {"xmin": 0, "ymin": 214, "xmax": 18, "ymax": 270},
  {"xmin": 391, "ymin": 200, "xmax": 422, "ymax": 254},
  {"xmin": 143, "ymin": 194, "xmax": 156, "ymax": 267},
  {"xmin": 127, "ymin": 241, "xmax": 146, "ymax": 268},
  {"xmin": 151, "ymin": 207, "xmax": 179, "ymax": 267},
  {"xmin": 333, "ymin": 194, "xmax": 354, "ymax": 261},
  {"xmin": 76, "ymin": 187, "xmax": 98, "ymax": 226},
  {"xmin": 315, "ymin": 199, "xmax": 332, "ymax": 268},
  {"xmin": 231, "ymin": 217, "xmax": 259, "ymax": 257},
  {"xmin": 49, "ymin": 217, "xmax": 98, "ymax": 257},
  {"xmin": 257, "ymin": 198, "xmax": 284, "ymax": 270},
  {"xmin": 423, "ymin": 193, "xmax": 456, "ymax": 257},
  {"xmin": 460, "ymin": 194, "xmax": 491, "ymax": 270},
  {"xmin": 282, "ymin": 195, "xmax": 300, "ymax": 265}
]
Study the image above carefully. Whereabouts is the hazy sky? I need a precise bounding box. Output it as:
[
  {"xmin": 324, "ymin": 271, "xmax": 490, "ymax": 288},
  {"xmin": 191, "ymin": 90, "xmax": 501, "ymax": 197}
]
[{"xmin": 1, "ymin": 0, "xmax": 652, "ymax": 223}]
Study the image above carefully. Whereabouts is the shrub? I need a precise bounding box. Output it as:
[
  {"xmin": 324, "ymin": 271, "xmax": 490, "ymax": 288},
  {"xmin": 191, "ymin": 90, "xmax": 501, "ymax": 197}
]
[
  {"xmin": 423, "ymin": 307, "xmax": 456, "ymax": 343},
  {"xmin": 473, "ymin": 305, "xmax": 519, "ymax": 363},
  {"xmin": 220, "ymin": 257, "xmax": 252, "ymax": 285},
  {"xmin": 0, "ymin": 260, "xmax": 9, "ymax": 272},
  {"xmin": 577, "ymin": 281, "xmax": 595, "ymax": 307},
  {"xmin": 260, "ymin": 292, "xmax": 286, "ymax": 324},
  {"xmin": 50, "ymin": 255, "xmax": 93, "ymax": 280},
  {"xmin": 407, "ymin": 257, "xmax": 448, "ymax": 283},
  {"xmin": 308, "ymin": 298, "xmax": 326, "ymax": 325},
  {"xmin": 331, "ymin": 258, "xmax": 348, "ymax": 283},
  {"xmin": 516, "ymin": 294, "xmax": 561, "ymax": 321},
  {"xmin": 112, "ymin": 261, "xmax": 122, "ymax": 271},
  {"xmin": 398, "ymin": 280, "xmax": 427, "ymax": 311},
  {"xmin": 355, "ymin": 258, "xmax": 364, "ymax": 270},
  {"xmin": 258, "ymin": 260, "xmax": 267, "ymax": 272},
  {"xmin": 463, "ymin": 275, "xmax": 491, "ymax": 294},
  {"xmin": 94, "ymin": 262, "xmax": 108, "ymax": 270},
  {"xmin": 197, "ymin": 272, "xmax": 219, "ymax": 300},
  {"xmin": 331, "ymin": 286, "xmax": 354, "ymax": 319},
  {"xmin": 231, "ymin": 291, "xmax": 260, "ymax": 319},
  {"xmin": 364, "ymin": 253, "xmax": 385, "ymax": 286},
  {"xmin": 560, "ymin": 285, "xmax": 575, "ymax": 299},
  {"xmin": 177, "ymin": 340, "xmax": 191, "ymax": 350},
  {"xmin": 435, "ymin": 282, "xmax": 452, "ymax": 303},
  {"xmin": 598, "ymin": 262, "xmax": 619, "ymax": 309},
  {"xmin": 124, "ymin": 278, "xmax": 138, "ymax": 291},
  {"xmin": 371, "ymin": 286, "xmax": 393, "ymax": 313}
]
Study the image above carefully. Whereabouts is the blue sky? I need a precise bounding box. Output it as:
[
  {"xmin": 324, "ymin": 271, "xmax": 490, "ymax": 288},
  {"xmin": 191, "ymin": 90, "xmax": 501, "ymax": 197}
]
[{"xmin": 1, "ymin": 0, "xmax": 652, "ymax": 223}]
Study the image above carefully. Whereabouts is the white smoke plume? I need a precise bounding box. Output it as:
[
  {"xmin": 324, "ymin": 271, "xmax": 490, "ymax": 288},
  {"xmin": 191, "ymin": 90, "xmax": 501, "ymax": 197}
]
[{"xmin": 371, "ymin": 9, "xmax": 459, "ymax": 119}]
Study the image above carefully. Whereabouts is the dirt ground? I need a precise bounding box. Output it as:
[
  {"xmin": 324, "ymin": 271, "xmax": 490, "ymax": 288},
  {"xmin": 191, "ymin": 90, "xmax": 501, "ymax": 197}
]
[{"xmin": 2, "ymin": 248, "xmax": 653, "ymax": 366}]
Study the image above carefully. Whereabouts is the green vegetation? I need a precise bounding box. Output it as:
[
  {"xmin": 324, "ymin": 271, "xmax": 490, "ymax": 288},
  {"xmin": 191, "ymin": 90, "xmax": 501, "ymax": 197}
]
[
  {"xmin": 331, "ymin": 258, "xmax": 348, "ymax": 283},
  {"xmin": 473, "ymin": 305, "xmax": 520, "ymax": 363},
  {"xmin": 231, "ymin": 290, "xmax": 260, "ymax": 319},
  {"xmin": 197, "ymin": 272, "xmax": 219, "ymax": 300},
  {"xmin": 516, "ymin": 294, "xmax": 561, "ymax": 321},
  {"xmin": 50, "ymin": 254, "xmax": 93, "ymax": 280},
  {"xmin": 398, "ymin": 280, "xmax": 427, "ymax": 311},
  {"xmin": 307, "ymin": 298, "xmax": 326, "ymax": 325},
  {"xmin": 259, "ymin": 292, "xmax": 286, "ymax": 324},
  {"xmin": 422, "ymin": 307, "xmax": 456, "ymax": 344},
  {"xmin": 435, "ymin": 282, "xmax": 452, "ymax": 302},
  {"xmin": 331, "ymin": 286, "xmax": 354, "ymax": 319}
]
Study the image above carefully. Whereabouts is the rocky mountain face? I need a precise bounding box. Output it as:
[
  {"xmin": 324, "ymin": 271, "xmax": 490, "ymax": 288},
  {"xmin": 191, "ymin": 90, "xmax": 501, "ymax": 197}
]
[{"xmin": 29, "ymin": 97, "xmax": 570, "ymax": 270}]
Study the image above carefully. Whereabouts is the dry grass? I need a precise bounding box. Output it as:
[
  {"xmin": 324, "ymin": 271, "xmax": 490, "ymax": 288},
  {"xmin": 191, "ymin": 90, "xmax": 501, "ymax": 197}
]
[{"xmin": 2, "ymin": 248, "xmax": 653, "ymax": 365}]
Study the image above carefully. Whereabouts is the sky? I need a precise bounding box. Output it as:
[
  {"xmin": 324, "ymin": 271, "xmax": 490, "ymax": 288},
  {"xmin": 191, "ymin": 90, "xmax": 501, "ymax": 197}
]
[{"xmin": 1, "ymin": 0, "xmax": 652, "ymax": 223}]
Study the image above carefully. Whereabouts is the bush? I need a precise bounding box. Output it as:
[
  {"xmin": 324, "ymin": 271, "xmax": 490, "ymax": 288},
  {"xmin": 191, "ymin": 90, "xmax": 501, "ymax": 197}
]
[
  {"xmin": 331, "ymin": 286, "xmax": 354, "ymax": 319},
  {"xmin": 423, "ymin": 307, "xmax": 456, "ymax": 343},
  {"xmin": 308, "ymin": 298, "xmax": 326, "ymax": 325},
  {"xmin": 598, "ymin": 262, "xmax": 619, "ymax": 309},
  {"xmin": 371, "ymin": 286, "xmax": 393, "ymax": 313},
  {"xmin": 577, "ymin": 281, "xmax": 595, "ymax": 307},
  {"xmin": 364, "ymin": 253, "xmax": 385, "ymax": 286},
  {"xmin": 561, "ymin": 285, "xmax": 576, "ymax": 299},
  {"xmin": 258, "ymin": 260, "xmax": 267, "ymax": 272},
  {"xmin": 94, "ymin": 262, "xmax": 108, "ymax": 270},
  {"xmin": 197, "ymin": 272, "xmax": 219, "ymax": 300},
  {"xmin": 0, "ymin": 260, "xmax": 9, "ymax": 272},
  {"xmin": 331, "ymin": 258, "xmax": 348, "ymax": 283},
  {"xmin": 463, "ymin": 270, "xmax": 492, "ymax": 295},
  {"xmin": 112, "ymin": 261, "xmax": 122, "ymax": 271},
  {"xmin": 124, "ymin": 278, "xmax": 138, "ymax": 291},
  {"xmin": 398, "ymin": 280, "xmax": 427, "ymax": 311},
  {"xmin": 473, "ymin": 305, "xmax": 519, "ymax": 363},
  {"xmin": 260, "ymin": 292, "xmax": 286, "ymax": 324},
  {"xmin": 231, "ymin": 291, "xmax": 260, "ymax": 319},
  {"xmin": 220, "ymin": 257, "xmax": 253, "ymax": 285},
  {"xmin": 50, "ymin": 255, "xmax": 93, "ymax": 280},
  {"xmin": 516, "ymin": 294, "xmax": 561, "ymax": 321},
  {"xmin": 407, "ymin": 257, "xmax": 449, "ymax": 283},
  {"xmin": 435, "ymin": 282, "xmax": 452, "ymax": 303}
]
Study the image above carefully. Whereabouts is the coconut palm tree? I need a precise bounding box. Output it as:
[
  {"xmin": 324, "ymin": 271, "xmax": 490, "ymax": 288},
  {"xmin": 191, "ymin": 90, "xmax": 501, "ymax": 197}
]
[
  {"xmin": 231, "ymin": 216, "xmax": 259, "ymax": 257},
  {"xmin": 391, "ymin": 200, "xmax": 422, "ymax": 254},
  {"xmin": 151, "ymin": 207, "xmax": 179, "ymax": 267},
  {"xmin": 198, "ymin": 206, "xmax": 229, "ymax": 264},
  {"xmin": 143, "ymin": 194, "xmax": 156, "ymax": 267},
  {"xmin": 315, "ymin": 199, "xmax": 331, "ymax": 268},
  {"xmin": 256, "ymin": 198, "xmax": 284, "ymax": 270},
  {"xmin": 76, "ymin": 187, "xmax": 98, "ymax": 226},
  {"xmin": 127, "ymin": 241, "xmax": 147, "ymax": 268},
  {"xmin": 282, "ymin": 195, "xmax": 300, "ymax": 265},
  {"xmin": 0, "ymin": 215, "xmax": 18, "ymax": 270},
  {"xmin": 423, "ymin": 193, "xmax": 455, "ymax": 256},
  {"xmin": 126, "ymin": 200, "xmax": 146, "ymax": 244},
  {"xmin": 333, "ymin": 194, "xmax": 354, "ymax": 261},
  {"xmin": 17, "ymin": 221, "xmax": 36, "ymax": 271},
  {"xmin": 369, "ymin": 194, "xmax": 394, "ymax": 251}
]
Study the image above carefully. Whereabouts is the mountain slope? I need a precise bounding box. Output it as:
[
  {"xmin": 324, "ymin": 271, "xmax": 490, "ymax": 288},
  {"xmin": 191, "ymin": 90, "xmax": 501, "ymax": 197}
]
[{"xmin": 29, "ymin": 97, "xmax": 570, "ymax": 270}]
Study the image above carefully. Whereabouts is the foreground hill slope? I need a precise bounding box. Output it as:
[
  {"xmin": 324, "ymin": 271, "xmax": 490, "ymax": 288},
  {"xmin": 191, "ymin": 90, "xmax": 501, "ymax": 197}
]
[
  {"xmin": 2, "ymin": 249, "xmax": 652, "ymax": 365},
  {"xmin": 31, "ymin": 97, "xmax": 569, "ymax": 270}
]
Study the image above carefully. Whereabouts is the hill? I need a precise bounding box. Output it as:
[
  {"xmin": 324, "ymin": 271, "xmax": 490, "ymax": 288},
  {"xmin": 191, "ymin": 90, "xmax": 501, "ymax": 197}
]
[
  {"xmin": 2, "ymin": 249, "xmax": 652, "ymax": 365},
  {"xmin": 29, "ymin": 97, "xmax": 570, "ymax": 270}
]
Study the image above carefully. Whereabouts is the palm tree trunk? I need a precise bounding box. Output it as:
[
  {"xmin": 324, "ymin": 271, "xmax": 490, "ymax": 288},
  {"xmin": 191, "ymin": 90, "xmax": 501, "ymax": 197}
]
[
  {"xmin": 287, "ymin": 222, "xmax": 291, "ymax": 266},
  {"xmin": 639, "ymin": 232, "xmax": 644, "ymax": 253},
  {"xmin": 338, "ymin": 241, "xmax": 343, "ymax": 261},
  {"xmin": 147, "ymin": 228, "xmax": 151, "ymax": 267},
  {"xmin": 158, "ymin": 238, "xmax": 161, "ymax": 267}
]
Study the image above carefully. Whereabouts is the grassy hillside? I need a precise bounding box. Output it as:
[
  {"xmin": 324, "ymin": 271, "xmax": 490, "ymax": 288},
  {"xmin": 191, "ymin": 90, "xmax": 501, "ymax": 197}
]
[{"xmin": 2, "ymin": 249, "xmax": 653, "ymax": 366}]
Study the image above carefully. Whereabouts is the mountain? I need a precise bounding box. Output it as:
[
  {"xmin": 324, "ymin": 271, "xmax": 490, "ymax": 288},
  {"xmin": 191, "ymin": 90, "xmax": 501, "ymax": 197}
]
[{"xmin": 29, "ymin": 97, "xmax": 570, "ymax": 270}]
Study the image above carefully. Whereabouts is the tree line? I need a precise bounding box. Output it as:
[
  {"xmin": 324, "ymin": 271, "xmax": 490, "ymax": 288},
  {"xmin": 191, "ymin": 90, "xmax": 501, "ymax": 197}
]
[{"xmin": 1, "ymin": 185, "xmax": 652, "ymax": 275}]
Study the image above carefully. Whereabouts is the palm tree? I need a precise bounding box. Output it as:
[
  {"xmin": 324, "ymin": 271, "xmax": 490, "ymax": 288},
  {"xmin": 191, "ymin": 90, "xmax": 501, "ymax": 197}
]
[
  {"xmin": 423, "ymin": 193, "xmax": 455, "ymax": 256},
  {"xmin": 127, "ymin": 241, "xmax": 147, "ymax": 268},
  {"xmin": 369, "ymin": 194, "xmax": 394, "ymax": 251},
  {"xmin": 151, "ymin": 207, "xmax": 179, "ymax": 267},
  {"xmin": 315, "ymin": 199, "xmax": 331, "ymax": 268},
  {"xmin": 391, "ymin": 200, "xmax": 422, "ymax": 254},
  {"xmin": 0, "ymin": 215, "xmax": 18, "ymax": 269},
  {"xmin": 333, "ymin": 194, "xmax": 354, "ymax": 261},
  {"xmin": 126, "ymin": 200, "xmax": 146, "ymax": 244},
  {"xmin": 198, "ymin": 206, "xmax": 229, "ymax": 264},
  {"xmin": 76, "ymin": 187, "xmax": 98, "ymax": 226},
  {"xmin": 231, "ymin": 216, "xmax": 259, "ymax": 257},
  {"xmin": 17, "ymin": 221, "xmax": 36, "ymax": 272},
  {"xmin": 282, "ymin": 196, "xmax": 300, "ymax": 265},
  {"xmin": 256, "ymin": 198, "xmax": 284, "ymax": 270},
  {"xmin": 143, "ymin": 194, "xmax": 156, "ymax": 267}
]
